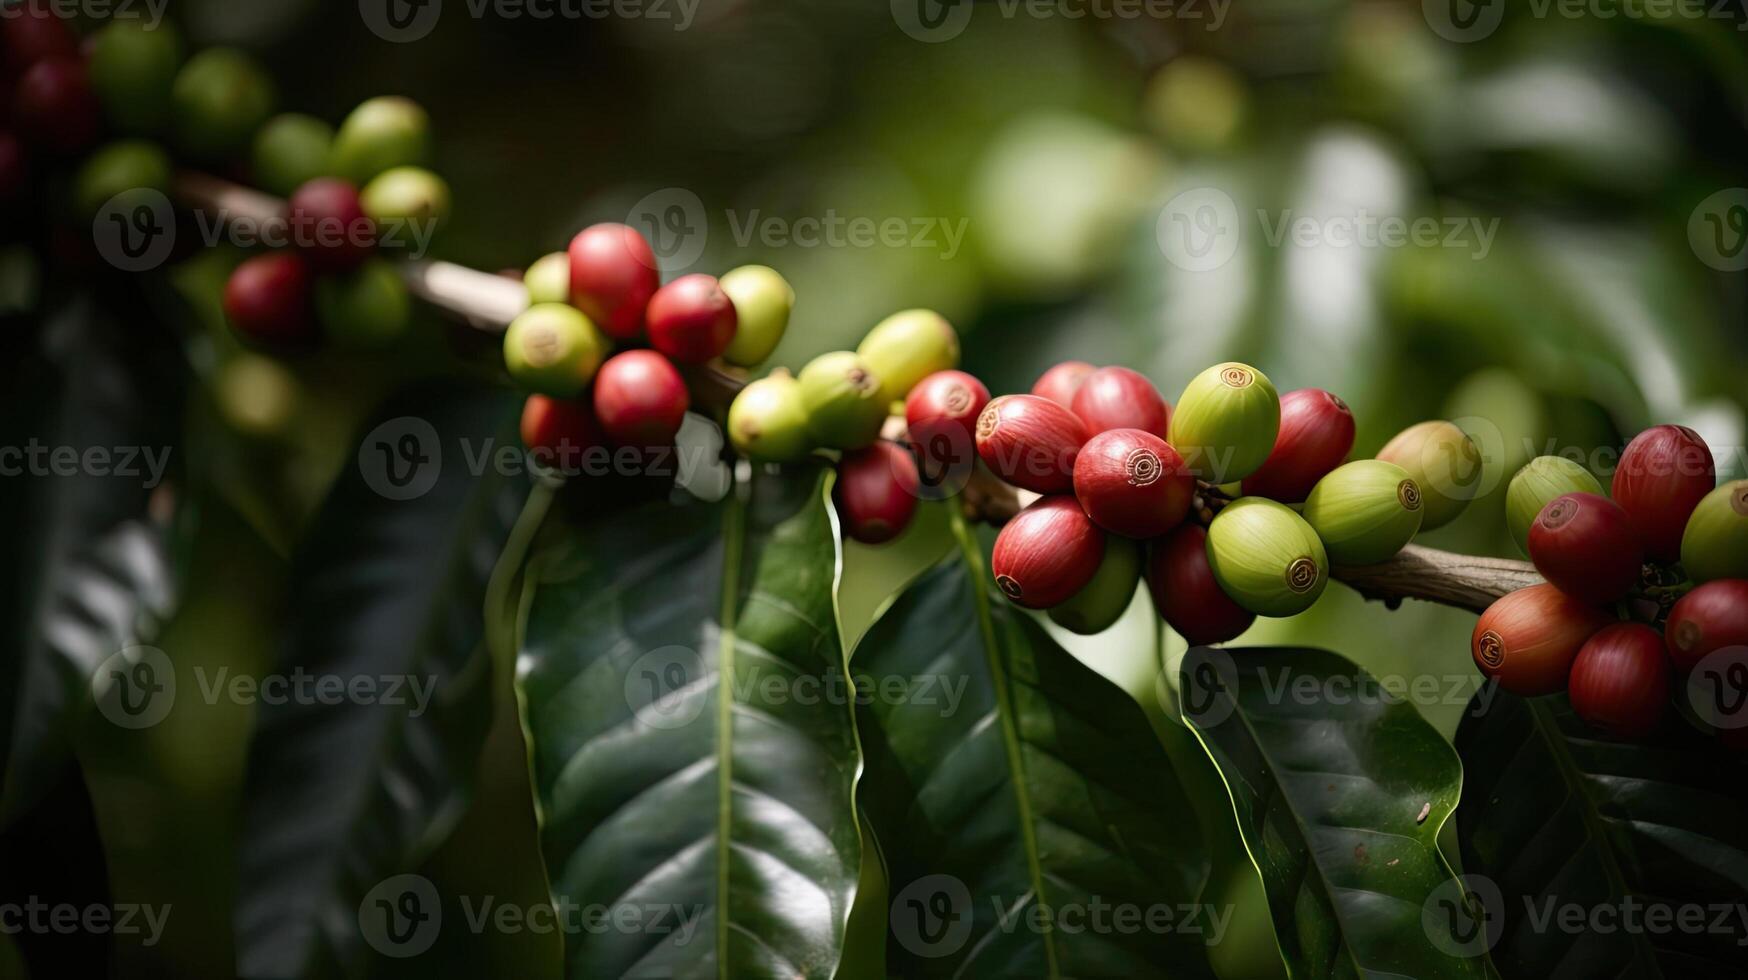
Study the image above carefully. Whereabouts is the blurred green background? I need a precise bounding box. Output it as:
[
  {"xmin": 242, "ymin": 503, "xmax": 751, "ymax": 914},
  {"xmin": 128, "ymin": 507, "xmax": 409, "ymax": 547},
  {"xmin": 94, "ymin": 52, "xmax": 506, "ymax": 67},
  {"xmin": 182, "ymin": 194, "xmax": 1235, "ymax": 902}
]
[{"xmin": 48, "ymin": 0, "xmax": 1748, "ymax": 976}]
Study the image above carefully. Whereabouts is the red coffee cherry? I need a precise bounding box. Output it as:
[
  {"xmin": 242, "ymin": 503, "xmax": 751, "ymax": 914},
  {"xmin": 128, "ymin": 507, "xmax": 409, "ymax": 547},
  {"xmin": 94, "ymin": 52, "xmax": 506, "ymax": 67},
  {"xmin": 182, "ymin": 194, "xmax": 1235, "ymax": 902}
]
[
  {"xmin": 975, "ymin": 394, "xmax": 1088, "ymax": 494},
  {"xmin": 1242, "ymin": 389, "xmax": 1356, "ymax": 503},
  {"xmin": 1146, "ymin": 524, "xmax": 1254, "ymax": 646},
  {"xmin": 990, "ymin": 496, "xmax": 1104, "ymax": 609},
  {"xmin": 1, "ymin": 3, "xmax": 77, "ymax": 72},
  {"xmin": 1471, "ymin": 583, "xmax": 1614, "ymax": 696},
  {"xmin": 13, "ymin": 56, "xmax": 99, "ymax": 155},
  {"xmin": 835, "ymin": 442, "xmax": 920, "ymax": 545},
  {"xmin": 1030, "ymin": 360, "xmax": 1095, "ymax": 409},
  {"xmin": 646, "ymin": 273, "xmax": 737, "ymax": 363},
  {"xmin": 1528, "ymin": 493, "xmax": 1644, "ymax": 604},
  {"xmin": 1073, "ymin": 428, "xmax": 1194, "ymax": 539},
  {"xmin": 1612, "ymin": 424, "xmax": 1715, "ymax": 563},
  {"xmin": 1067, "ymin": 366, "xmax": 1170, "ymax": 439},
  {"xmin": 520, "ymin": 394, "xmax": 605, "ymax": 473},
  {"xmin": 287, "ymin": 178, "xmax": 374, "ymax": 272},
  {"xmin": 568, "ymin": 222, "xmax": 660, "ymax": 340},
  {"xmin": 592, "ymin": 350, "xmax": 689, "ymax": 448},
  {"xmin": 1568, "ymin": 622, "xmax": 1670, "ymax": 738},
  {"xmin": 1665, "ymin": 579, "xmax": 1748, "ymax": 673},
  {"xmin": 905, "ymin": 369, "xmax": 990, "ymax": 494},
  {"xmin": 224, "ymin": 252, "xmax": 317, "ymax": 349}
]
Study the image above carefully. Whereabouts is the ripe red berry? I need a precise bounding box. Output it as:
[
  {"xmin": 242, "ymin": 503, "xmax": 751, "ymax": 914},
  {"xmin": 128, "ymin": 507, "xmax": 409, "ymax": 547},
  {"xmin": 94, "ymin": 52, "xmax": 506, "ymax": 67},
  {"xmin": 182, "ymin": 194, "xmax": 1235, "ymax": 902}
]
[
  {"xmin": 1, "ymin": 3, "xmax": 77, "ymax": 71},
  {"xmin": 835, "ymin": 442, "xmax": 920, "ymax": 545},
  {"xmin": 287, "ymin": 178, "xmax": 374, "ymax": 272},
  {"xmin": 1073, "ymin": 429, "xmax": 1194, "ymax": 539},
  {"xmin": 1471, "ymin": 584, "xmax": 1614, "ymax": 696},
  {"xmin": 1665, "ymin": 579, "xmax": 1748, "ymax": 673},
  {"xmin": 224, "ymin": 253, "xmax": 317, "ymax": 349},
  {"xmin": 975, "ymin": 394, "xmax": 1088, "ymax": 494},
  {"xmin": 13, "ymin": 56, "xmax": 99, "ymax": 155},
  {"xmin": 1147, "ymin": 524, "xmax": 1254, "ymax": 646},
  {"xmin": 991, "ymin": 496, "xmax": 1104, "ymax": 609},
  {"xmin": 1568, "ymin": 623, "xmax": 1670, "ymax": 738},
  {"xmin": 646, "ymin": 273, "xmax": 737, "ymax": 363},
  {"xmin": 905, "ymin": 369, "xmax": 989, "ymax": 495},
  {"xmin": 592, "ymin": 350, "xmax": 689, "ymax": 448},
  {"xmin": 1070, "ymin": 367, "xmax": 1170, "ymax": 438},
  {"xmin": 1528, "ymin": 493, "xmax": 1644, "ymax": 604},
  {"xmin": 1612, "ymin": 424, "xmax": 1715, "ymax": 563},
  {"xmin": 0, "ymin": 131, "xmax": 26, "ymax": 203},
  {"xmin": 1242, "ymin": 389, "xmax": 1355, "ymax": 503},
  {"xmin": 568, "ymin": 223, "xmax": 660, "ymax": 340},
  {"xmin": 1030, "ymin": 360, "xmax": 1095, "ymax": 409},
  {"xmin": 520, "ymin": 394, "xmax": 605, "ymax": 473}
]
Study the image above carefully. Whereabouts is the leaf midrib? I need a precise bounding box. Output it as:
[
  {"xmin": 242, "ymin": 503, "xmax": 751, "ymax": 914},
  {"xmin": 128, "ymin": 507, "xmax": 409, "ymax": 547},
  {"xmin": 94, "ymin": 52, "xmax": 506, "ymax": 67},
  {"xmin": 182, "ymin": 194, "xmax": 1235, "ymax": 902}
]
[{"xmin": 715, "ymin": 485, "xmax": 746, "ymax": 980}]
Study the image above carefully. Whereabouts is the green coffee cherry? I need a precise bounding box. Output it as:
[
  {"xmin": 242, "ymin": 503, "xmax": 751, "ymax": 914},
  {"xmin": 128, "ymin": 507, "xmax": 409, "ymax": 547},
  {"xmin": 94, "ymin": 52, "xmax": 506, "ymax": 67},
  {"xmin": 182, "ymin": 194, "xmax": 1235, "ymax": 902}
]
[
  {"xmin": 1168, "ymin": 362, "xmax": 1281, "ymax": 483},
  {"xmin": 88, "ymin": 20, "xmax": 183, "ymax": 134},
  {"xmin": 73, "ymin": 140, "xmax": 171, "ymax": 218},
  {"xmin": 719, "ymin": 265, "xmax": 794, "ymax": 367},
  {"xmin": 1206, "ymin": 497, "xmax": 1328, "ymax": 617},
  {"xmin": 252, "ymin": 113, "xmax": 335, "ymax": 198},
  {"xmin": 503, "ymin": 303, "xmax": 609, "ymax": 397},
  {"xmin": 172, "ymin": 48, "xmax": 276, "ymax": 160},
  {"xmin": 1506, "ymin": 456, "xmax": 1603, "ymax": 555},
  {"xmin": 1048, "ymin": 535, "xmax": 1141, "ymax": 636},
  {"xmin": 360, "ymin": 166, "xmax": 450, "ymax": 233},
  {"xmin": 1376, "ymin": 420, "xmax": 1484, "ymax": 531},
  {"xmin": 215, "ymin": 353, "xmax": 299, "ymax": 438},
  {"xmin": 524, "ymin": 252, "xmax": 571, "ymax": 306},
  {"xmin": 1680, "ymin": 480, "xmax": 1748, "ymax": 583},
  {"xmin": 1301, "ymin": 460, "xmax": 1424, "ymax": 566},
  {"xmin": 799, "ymin": 350, "xmax": 887, "ymax": 450},
  {"xmin": 331, "ymin": 96, "xmax": 430, "ymax": 184},
  {"xmin": 727, "ymin": 370, "xmax": 812, "ymax": 464},
  {"xmin": 315, "ymin": 259, "xmax": 411, "ymax": 348},
  {"xmin": 856, "ymin": 309, "xmax": 959, "ymax": 404}
]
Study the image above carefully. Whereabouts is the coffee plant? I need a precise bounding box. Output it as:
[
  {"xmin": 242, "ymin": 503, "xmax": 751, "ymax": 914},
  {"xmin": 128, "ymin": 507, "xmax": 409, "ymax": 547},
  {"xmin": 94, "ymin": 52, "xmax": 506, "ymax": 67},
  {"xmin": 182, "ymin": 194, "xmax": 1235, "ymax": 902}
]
[{"xmin": 2, "ymin": 5, "xmax": 1746, "ymax": 979}]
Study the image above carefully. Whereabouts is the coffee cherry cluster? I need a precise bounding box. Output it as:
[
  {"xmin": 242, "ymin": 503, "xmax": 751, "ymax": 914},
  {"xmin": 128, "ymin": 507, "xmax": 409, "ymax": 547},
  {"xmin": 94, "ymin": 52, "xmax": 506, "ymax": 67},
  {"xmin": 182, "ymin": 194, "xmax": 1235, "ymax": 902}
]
[{"xmin": 1474, "ymin": 425, "xmax": 1748, "ymax": 740}]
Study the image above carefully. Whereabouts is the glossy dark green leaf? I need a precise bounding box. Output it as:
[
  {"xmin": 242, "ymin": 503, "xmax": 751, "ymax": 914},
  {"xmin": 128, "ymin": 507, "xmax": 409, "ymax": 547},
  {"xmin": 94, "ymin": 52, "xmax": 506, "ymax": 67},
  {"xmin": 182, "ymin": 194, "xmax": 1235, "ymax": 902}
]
[
  {"xmin": 235, "ymin": 382, "xmax": 525, "ymax": 979},
  {"xmin": 1456, "ymin": 688, "xmax": 1748, "ymax": 977},
  {"xmin": 855, "ymin": 516, "xmax": 1214, "ymax": 979},
  {"xmin": 517, "ymin": 466, "xmax": 861, "ymax": 979},
  {"xmin": 1179, "ymin": 645, "xmax": 1486, "ymax": 980}
]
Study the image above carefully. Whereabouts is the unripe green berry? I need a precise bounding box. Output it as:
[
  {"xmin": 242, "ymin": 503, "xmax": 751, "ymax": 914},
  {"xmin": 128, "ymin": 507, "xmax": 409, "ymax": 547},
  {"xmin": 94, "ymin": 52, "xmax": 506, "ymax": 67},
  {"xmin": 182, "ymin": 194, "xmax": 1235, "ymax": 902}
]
[
  {"xmin": 73, "ymin": 139, "xmax": 171, "ymax": 218},
  {"xmin": 1168, "ymin": 362, "xmax": 1281, "ymax": 483},
  {"xmin": 172, "ymin": 48, "xmax": 275, "ymax": 161},
  {"xmin": 1301, "ymin": 460, "xmax": 1424, "ymax": 566},
  {"xmin": 1048, "ymin": 535, "xmax": 1141, "ymax": 636},
  {"xmin": 856, "ymin": 308, "xmax": 959, "ymax": 405},
  {"xmin": 728, "ymin": 370, "xmax": 813, "ymax": 464},
  {"xmin": 503, "ymin": 303, "xmax": 609, "ymax": 397},
  {"xmin": 315, "ymin": 259, "xmax": 411, "ymax": 348},
  {"xmin": 88, "ymin": 20, "xmax": 182, "ymax": 134},
  {"xmin": 1206, "ymin": 497, "xmax": 1328, "ymax": 617},
  {"xmin": 1506, "ymin": 456, "xmax": 1603, "ymax": 555},
  {"xmin": 524, "ymin": 252, "xmax": 571, "ymax": 306},
  {"xmin": 252, "ymin": 113, "xmax": 335, "ymax": 198},
  {"xmin": 331, "ymin": 96, "xmax": 430, "ymax": 185},
  {"xmin": 359, "ymin": 166, "xmax": 449, "ymax": 232},
  {"xmin": 1680, "ymin": 480, "xmax": 1748, "ymax": 583},
  {"xmin": 719, "ymin": 264, "xmax": 794, "ymax": 367},
  {"xmin": 799, "ymin": 350, "xmax": 888, "ymax": 450},
  {"xmin": 1376, "ymin": 420, "xmax": 1484, "ymax": 531}
]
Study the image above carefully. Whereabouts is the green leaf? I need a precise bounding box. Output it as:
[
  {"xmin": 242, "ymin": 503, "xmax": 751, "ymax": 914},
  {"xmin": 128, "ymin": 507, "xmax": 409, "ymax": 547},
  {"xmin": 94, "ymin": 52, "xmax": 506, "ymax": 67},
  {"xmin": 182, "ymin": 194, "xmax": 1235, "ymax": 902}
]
[
  {"xmin": 517, "ymin": 466, "xmax": 862, "ymax": 978},
  {"xmin": 235, "ymin": 382, "xmax": 525, "ymax": 979},
  {"xmin": 1179, "ymin": 645, "xmax": 1487, "ymax": 980},
  {"xmin": 1455, "ymin": 688, "xmax": 1748, "ymax": 977},
  {"xmin": 854, "ymin": 513, "xmax": 1214, "ymax": 978}
]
